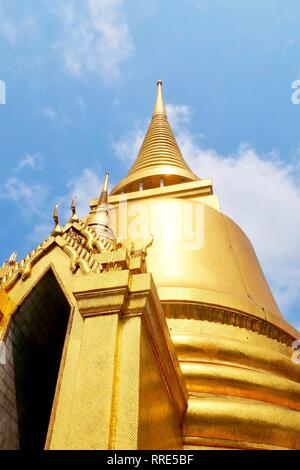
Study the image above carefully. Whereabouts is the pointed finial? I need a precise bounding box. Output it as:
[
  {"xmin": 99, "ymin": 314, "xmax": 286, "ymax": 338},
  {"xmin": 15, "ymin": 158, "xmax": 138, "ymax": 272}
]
[
  {"xmin": 86, "ymin": 172, "xmax": 115, "ymax": 241},
  {"xmin": 153, "ymin": 80, "xmax": 167, "ymax": 116},
  {"xmin": 52, "ymin": 204, "xmax": 62, "ymax": 236},
  {"xmin": 8, "ymin": 252, "xmax": 17, "ymax": 266},
  {"xmin": 69, "ymin": 196, "xmax": 79, "ymax": 223},
  {"xmin": 53, "ymin": 205, "xmax": 59, "ymax": 224},
  {"xmin": 98, "ymin": 172, "xmax": 109, "ymax": 205},
  {"xmin": 110, "ymin": 80, "xmax": 198, "ymax": 195}
]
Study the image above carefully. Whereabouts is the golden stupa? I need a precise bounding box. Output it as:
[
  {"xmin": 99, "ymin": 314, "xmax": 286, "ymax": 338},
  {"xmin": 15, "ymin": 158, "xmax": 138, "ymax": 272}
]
[{"xmin": 0, "ymin": 81, "xmax": 299, "ymax": 450}]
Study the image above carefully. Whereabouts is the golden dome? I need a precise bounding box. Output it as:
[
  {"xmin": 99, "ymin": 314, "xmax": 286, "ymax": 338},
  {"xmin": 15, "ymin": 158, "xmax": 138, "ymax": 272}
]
[
  {"xmin": 109, "ymin": 194, "xmax": 299, "ymax": 337},
  {"xmin": 111, "ymin": 81, "xmax": 198, "ymax": 195}
]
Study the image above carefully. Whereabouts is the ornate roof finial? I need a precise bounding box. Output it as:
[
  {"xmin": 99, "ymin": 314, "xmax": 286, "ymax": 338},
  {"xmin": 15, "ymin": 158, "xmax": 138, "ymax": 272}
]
[
  {"xmin": 52, "ymin": 204, "xmax": 62, "ymax": 236},
  {"xmin": 110, "ymin": 80, "xmax": 198, "ymax": 195},
  {"xmin": 69, "ymin": 196, "xmax": 79, "ymax": 223},
  {"xmin": 98, "ymin": 172, "xmax": 109, "ymax": 205},
  {"xmin": 86, "ymin": 173, "xmax": 115, "ymax": 242},
  {"xmin": 153, "ymin": 80, "xmax": 167, "ymax": 116},
  {"xmin": 8, "ymin": 252, "xmax": 17, "ymax": 266}
]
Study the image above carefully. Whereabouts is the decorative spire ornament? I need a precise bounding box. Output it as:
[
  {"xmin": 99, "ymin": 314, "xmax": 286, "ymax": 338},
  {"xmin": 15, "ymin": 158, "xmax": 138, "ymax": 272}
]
[
  {"xmin": 153, "ymin": 80, "xmax": 167, "ymax": 116},
  {"xmin": 98, "ymin": 172, "xmax": 109, "ymax": 205},
  {"xmin": 86, "ymin": 173, "xmax": 115, "ymax": 241},
  {"xmin": 111, "ymin": 80, "xmax": 198, "ymax": 195},
  {"xmin": 69, "ymin": 196, "xmax": 79, "ymax": 223},
  {"xmin": 52, "ymin": 204, "xmax": 62, "ymax": 236}
]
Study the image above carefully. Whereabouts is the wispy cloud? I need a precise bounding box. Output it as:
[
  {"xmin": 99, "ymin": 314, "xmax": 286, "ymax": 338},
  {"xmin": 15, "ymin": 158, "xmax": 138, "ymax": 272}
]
[
  {"xmin": 1, "ymin": 152, "xmax": 47, "ymax": 218},
  {"xmin": 53, "ymin": 0, "xmax": 134, "ymax": 82},
  {"xmin": 112, "ymin": 124, "xmax": 144, "ymax": 167},
  {"xmin": 166, "ymin": 104, "xmax": 193, "ymax": 130},
  {"xmin": 39, "ymin": 104, "xmax": 71, "ymax": 126},
  {"xmin": 112, "ymin": 103, "xmax": 300, "ymax": 325},
  {"xmin": 66, "ymin": 168, "xmax": 102, "ymax": 218},
  {"xmin": 76, "ymin": 96, "xmax": 86, "ymax": 110},
  {"xmin": 0, "ymin": 7, "xmax": 17, "ymax": 44},
  {"xmin": 0, "ymin": 5, "xmax": 38, "ymax": 44},
  {"xmin": 28, "ymin": 222, "xmax": 53, "ymax": 244},
  {"xmin": 1, "ymin": 176, "xmax": 48, "ymax": 216},
  {"xmin": 42, "ymin": 105, "xmax": 56, "ymax": 120},
  {"xmin": 14, "ymin": 153, "xmax": 44, "ymax": 172}
]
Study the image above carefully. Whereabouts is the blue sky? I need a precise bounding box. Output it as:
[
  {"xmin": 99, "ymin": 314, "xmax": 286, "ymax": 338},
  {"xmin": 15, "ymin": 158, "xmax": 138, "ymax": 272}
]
[{"xmin": 0, "ymin": 0, "xmax": 299, "ymax": 329}]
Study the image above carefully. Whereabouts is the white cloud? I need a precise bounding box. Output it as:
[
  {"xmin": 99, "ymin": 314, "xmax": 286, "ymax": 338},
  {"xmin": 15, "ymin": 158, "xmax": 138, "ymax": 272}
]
[
  {"xmin": 28, "ymin": 222, "xmax": 53, "ymax": 244},
  {"xmin": 112, "ymin": 125, "xmax": 145, "ymax": 167},
  {"xmin": 0, "ymin": 8, "xmax": 17, "ymax": 44},
  {"xmin": 0, "ymin": 152, "xmax": 48, "ymax": 234},
  {"xmin": 76, "ymin": 96, "xmax": 86, "ymax": 110},
  {"xmin": 0, "ymin": 6, "xmax": 38, "ymax": 44},
  {"xmin": 53, "ymin": 0, "xmax": 134, "ymax": 82},
  {"xmin": 40, "ymin": 104, "xmax": 71, "ymax": 126},
  {"xmin": 166, "ymin": 104, "xmax": 193, "ymax": 131},
  {"xmin": 42, "ymin": 106, "xmax": 56, "ymax": 120},
  {"xmin": 15, "ymin": 153, "xmax": 44, "ymax": 172},
  {"xmin": 66, "ymin": 168, "xmax": 103, "ymax": 218},
  {"xmin": 113, "ymin": 103, "xmax": 300, "ymax": 324},
  {"xmin": 1, "ymin": 176, "xmax": 48, "ymax": 216}
]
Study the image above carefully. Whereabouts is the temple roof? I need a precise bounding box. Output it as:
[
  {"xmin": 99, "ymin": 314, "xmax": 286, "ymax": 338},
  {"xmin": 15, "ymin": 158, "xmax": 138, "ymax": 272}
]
[
  {"xmin": 110, "ymin": 81, "xmax": 198, "ymax": 195},
  {"xmin": 0, "ymin": 199, "xmax": 149, "ymax": 291}
]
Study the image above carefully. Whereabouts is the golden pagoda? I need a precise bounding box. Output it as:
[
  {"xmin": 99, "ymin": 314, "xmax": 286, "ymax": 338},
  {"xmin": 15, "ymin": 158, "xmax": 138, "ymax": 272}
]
[{"xmin": 0, "ymin": 81, "xmax": 299, "ymax": 450}]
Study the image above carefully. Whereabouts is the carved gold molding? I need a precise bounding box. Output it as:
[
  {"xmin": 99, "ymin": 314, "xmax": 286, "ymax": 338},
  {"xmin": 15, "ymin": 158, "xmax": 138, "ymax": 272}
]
[
  {"xmin": 163, "ymin": 302, "xmax": 296, "ymax": 346},
  {"xmin": 0, "ymin": 218, "xmax": 151, "ymax": 290}
]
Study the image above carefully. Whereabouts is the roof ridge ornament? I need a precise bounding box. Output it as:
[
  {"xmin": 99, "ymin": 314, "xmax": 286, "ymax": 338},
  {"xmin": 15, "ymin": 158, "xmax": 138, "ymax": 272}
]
[
  {"xmin": 69, "ymin": 196, "xmax": 79, "ymax": 223},
  {"xmin": 86, "ymin": 172, "xmax": 116, "ymax": 242},
  {"xmin": 98, "ymin": 172, "xmax": 109, "ymax": 205},
  {"xmin": 8, "ymin": 252, "xmax": 17, "ymax": 266},
  {"xmin": 52, "ymin": 205, "xmax": 62, "ymax": 236}
]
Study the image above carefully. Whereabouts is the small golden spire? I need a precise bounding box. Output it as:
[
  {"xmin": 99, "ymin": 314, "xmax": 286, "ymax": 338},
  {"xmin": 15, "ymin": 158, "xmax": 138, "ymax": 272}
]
[
  {"xmin": 52, "ymin": 204, "xmax": 62, "ymax": 236},
  {"xmin": 8, "ymin": 252, "xmax": 17, "ymax": 266},
  {"xmin": 86, "ymin": 173, "xmax": 115, "ymax": 241},
  {"xmin": 98, "ymin": 172, "xmax": 109, "ymax": 205},
  {"xmin": 153, "ymin": 80, "xmax": 167, "ymax": 116},
  {"xmin": 69, "ymin": 196, "xmax": 79, "ymax": 223}
]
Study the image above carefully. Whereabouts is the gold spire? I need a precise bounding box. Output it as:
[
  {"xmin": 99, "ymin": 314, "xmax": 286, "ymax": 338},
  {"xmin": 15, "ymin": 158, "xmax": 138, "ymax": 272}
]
[
  {"xmin": 52, "ymin": 205, "xmax": 62, "ymax": 236},
  {"xmin": 69, "ymin": 196, "xmax": 79, "ymax": 223},
  {"xmin": 153, "ymin": 80, "xmax": 167, "ymax": 116},
  {"xmin": 86, "ymin": 173, "xmax": 115, "ymax": 241},
  {"xmin": 111, "ymin": 80, "xmax": 198, "ymax": 195},
  {"xmin": 98, "ymin": 172, "xmax": 109, "ymax": 205}
]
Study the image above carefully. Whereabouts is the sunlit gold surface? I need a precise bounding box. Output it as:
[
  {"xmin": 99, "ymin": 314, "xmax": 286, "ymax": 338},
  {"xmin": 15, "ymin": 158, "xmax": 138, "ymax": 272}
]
[
  {"xmin": 109, "ymin": 194, "xmax": 283, "ymax": 323},
  {"xmin": 109, "ymin": 171, "xmax": 300, "ymax": 449},
  {"xmin": 185, "ymin": 394, "xmax": 300, "ymax": 449},
  {"xmin": 48, "ymin": 269, "xmax": 187, "ymax": 450}
]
